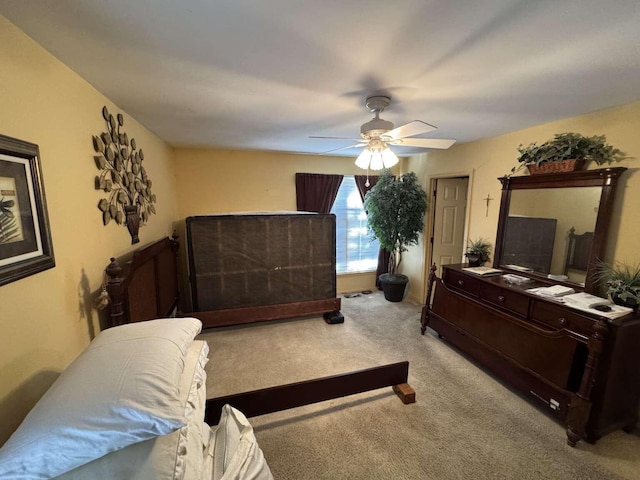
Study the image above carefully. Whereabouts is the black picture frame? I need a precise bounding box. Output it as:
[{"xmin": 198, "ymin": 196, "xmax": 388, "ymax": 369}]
[{"xmin": 0, "ymin": 134, "xmax": 55, "ymax": 286}]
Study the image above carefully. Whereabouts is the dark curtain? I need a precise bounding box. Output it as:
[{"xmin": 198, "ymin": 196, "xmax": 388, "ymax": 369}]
[
  {"xmin": 354, "ymin": 175, "xmax": 378, "ymax": 203},
  {"xmin": 295, "ymin": 173, "xmax": 343, "ymax": 213},
  {"xmin": 354, "ymin": 175, "xmax": 390, "ymax": 289},
  {"xmin": 375, "ymin": 247, "xmax": 391, "ymax": 289}
]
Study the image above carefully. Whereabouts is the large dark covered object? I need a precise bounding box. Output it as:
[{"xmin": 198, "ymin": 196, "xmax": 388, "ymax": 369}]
[
  {"xmin": 502, "ymin": 216, "xmax": 557, "ymax": 274},
  {"xmin": 185, "ymin": 213, "xmax": 340, "ymax": 327}
]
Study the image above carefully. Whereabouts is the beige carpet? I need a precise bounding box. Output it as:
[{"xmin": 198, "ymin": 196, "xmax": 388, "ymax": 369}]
[{"xmin": 197, "ymin": 292, "xmax": 640, "ymax": 479}]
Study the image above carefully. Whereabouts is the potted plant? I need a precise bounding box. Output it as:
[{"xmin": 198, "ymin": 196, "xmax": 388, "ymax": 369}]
[
  {"xmin": 595, "ymin": 261, "xmax": 640, "ymax": 311},
  {"xmin": 511, "ymin": 132, "xmax": 627, "ymax": 175},
  {"xmin": 466, "ymin": 238, "xmax": 492, "ymax": 267},
  {"xmin": 364, "ymin": 170, "xmax": 428, "ymax": 302}
]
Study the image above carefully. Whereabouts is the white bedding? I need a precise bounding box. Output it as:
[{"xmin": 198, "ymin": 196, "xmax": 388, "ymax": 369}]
[
  {"xmin": 0, "ymin": 318, "xmax": 273, "ymax": 480},
  {"xmin": 54, "ymin": 341, "xmax": 273, "ymax": 480},
  {"xmin": 56, "ymin": 339, "xmax": 210, "ymax": 480},
  {"xmin": 0, "ymin": 318, "xmax": 204, "ymax": 479},
  {"xmin": 207, "ymin": 405, "xmax": 273, "ymax": 480}
]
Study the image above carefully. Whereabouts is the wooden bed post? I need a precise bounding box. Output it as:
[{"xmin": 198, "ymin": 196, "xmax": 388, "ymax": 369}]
[
  {"xmin": 565, "ymin": 319, "xmax": 607, "ymax": 446},
  {"xmin": 105, "ymin": 257, "xmax": 125, "ymax": 327},
  {"xmin": 170, "ymin": 230, "xmax": 179, "ymax": 253},
  {"xmin": 420, "ymin": 263, "xmax": 438, "ymax": 335},
  {"xmin": 169, "ymin": 230, "xmax": 181, "ymax": 315}
]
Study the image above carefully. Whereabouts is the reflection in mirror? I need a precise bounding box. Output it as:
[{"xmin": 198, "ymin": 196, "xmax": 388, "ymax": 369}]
[
  {"xmin": 495, "ymin": 168, "xmax": 627, "ymax": 293},
  {"xmin": 499, "ymin": 187, "xmax": 601, "ymax": 286}
]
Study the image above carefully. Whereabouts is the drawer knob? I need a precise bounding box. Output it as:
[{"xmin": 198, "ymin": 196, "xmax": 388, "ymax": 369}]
[
  {"xmin": 458, "ymin": 280, "xmax": 464, "ymax": 286},
  {"xmin": 558, "ymin": 317, "xmax": 567, "ymax": 325},
  {"xmin": 498, "ymin": 295, "xmax": 505, "ymax": 302}
]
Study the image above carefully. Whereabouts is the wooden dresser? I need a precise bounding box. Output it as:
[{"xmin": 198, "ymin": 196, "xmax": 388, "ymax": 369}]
[{"xmin": 421, "ymin": 264, "xmax": 640, "ymax": 446}]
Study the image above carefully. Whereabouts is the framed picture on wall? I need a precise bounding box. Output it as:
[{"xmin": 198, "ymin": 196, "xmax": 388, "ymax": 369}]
[{"xmin": 0, "ymin": 134, "xmax": 55, "ymax": 286}]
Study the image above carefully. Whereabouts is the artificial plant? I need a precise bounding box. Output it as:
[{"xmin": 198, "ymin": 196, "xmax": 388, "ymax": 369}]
[{"xmin": 363, "ymin": 169, "xmax": 428, "ymax": 277}]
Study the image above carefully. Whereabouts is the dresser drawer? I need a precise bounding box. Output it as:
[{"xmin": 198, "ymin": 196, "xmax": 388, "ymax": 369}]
[
  {"xmin": 443, "ymin": 268, "xmax": 481, "ymax": 297},
  {"xmin": 479, "ymin": 283, "xmax": 530, "ymax": 317},
  {"xmin": 531, "ymin": 301, "xmax": 595, "ymax": 336}
]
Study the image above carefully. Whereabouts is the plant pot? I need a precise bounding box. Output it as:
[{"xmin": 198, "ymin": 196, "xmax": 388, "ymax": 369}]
[
  {"xmin": 611, "ymin": 294, "xmax": 639, "ymax": 312},
  {"xmin": 379, "ymin": 273, "xmax": 408, "ymax": 302},
  {"xmin": 465, "ymin": 253, "xmax": 483, "ymax": 267},
  {"xmin": 527, "ymin": 158, "xmax": 585, "ymax": 175}
]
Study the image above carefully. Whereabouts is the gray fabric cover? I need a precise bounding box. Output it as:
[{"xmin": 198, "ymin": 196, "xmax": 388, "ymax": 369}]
[{"xmin": 186, "ymin": 214, "xmax": 336, "ymax": 312}]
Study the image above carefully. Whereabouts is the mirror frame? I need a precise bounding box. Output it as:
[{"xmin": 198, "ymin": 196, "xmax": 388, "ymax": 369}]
[{"xmin": 494, "ymin": 167, "xmax": 627, "ymax": 293}]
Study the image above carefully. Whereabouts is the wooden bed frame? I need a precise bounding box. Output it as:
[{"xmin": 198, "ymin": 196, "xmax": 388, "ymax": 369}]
[
  {"xmin": 105, "ymin": 235, "xmax": 415, "ymax": 421},
  {"xmin": 105, "ymin": 232, "xmax": 341, "ymax": 329}
]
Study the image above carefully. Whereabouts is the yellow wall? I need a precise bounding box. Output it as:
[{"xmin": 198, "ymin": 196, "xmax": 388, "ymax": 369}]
[
  {"xmin": 173, "ymin": 147, "xmax": 396, "ymax": 294},
  {"xmin": 405, "ymin": 101, "xmax": 640, "ymax": 302},
  {"xmin": 0, "ymin": 17, "xmax": 179, "ymax": 443}
]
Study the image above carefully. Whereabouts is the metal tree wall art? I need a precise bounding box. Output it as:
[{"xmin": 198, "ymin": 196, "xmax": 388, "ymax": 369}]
[{"xmin": 93, "ymin": 106, "xmax": 156, "ymax": 243}]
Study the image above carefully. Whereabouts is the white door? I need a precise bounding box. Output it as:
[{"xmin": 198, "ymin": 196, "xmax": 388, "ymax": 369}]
[{"xmin": 431, "ymin": 177, "xmax": 469, "ymax": 274}]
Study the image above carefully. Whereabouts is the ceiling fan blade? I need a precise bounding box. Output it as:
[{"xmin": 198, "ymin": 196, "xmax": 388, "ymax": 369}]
[
  {"xmin": 309, "ymin": 135, "xmax": 363, "ymax": 142},
  {"xmin": 318, "ymin": 143, "xmax": 367, "ymax": 154},
  {"xmin": 393, "ymin": 138, "xmax": 456, "ymax": 149},
  {"xmin": 383, "ymin": 120, "xmax": 437, "ymax": 141}
]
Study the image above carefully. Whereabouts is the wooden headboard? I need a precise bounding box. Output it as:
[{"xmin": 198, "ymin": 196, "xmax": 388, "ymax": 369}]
[
  {"xmin": 105, "ymin": 234, "xmax": 179, "ymax": 327},
  {"xmin": 565, "ymin": 228, "xmax": 594, "ymax": 273}
]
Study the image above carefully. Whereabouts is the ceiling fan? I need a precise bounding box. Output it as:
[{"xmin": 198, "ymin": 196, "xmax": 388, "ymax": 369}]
[{"xmin": 311, "ymin": 95, "xmax": 456, "ymax": 170}]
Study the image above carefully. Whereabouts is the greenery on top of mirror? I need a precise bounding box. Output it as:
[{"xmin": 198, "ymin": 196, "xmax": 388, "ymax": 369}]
[
  {"xmin": 466, "ymin": 238, "xmax": 492, "ymax": 265},
  {"xmin": 595, "ymin": 261, "xmax": 640, "ymax": 307},
  {"xmin": 510, "ymin": 132, "xmax": 628, "ymax": 175},
  {"xmin": 93, "ymin": 106, "xmax": 157, "ymax": 226}
]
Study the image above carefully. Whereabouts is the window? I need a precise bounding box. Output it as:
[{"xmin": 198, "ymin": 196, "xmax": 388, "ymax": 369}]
[{"xmin": 331, "ymin": 176, "xmax": 380, "ymax": 274}]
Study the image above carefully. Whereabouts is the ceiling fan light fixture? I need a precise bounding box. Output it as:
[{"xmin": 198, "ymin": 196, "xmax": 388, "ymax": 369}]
[
  {"xmin": 381, "ymin": 147, "xmax": 399, "ymax": 168},
  {"xmin": 355, "ymin": 147, "xmax": 372, "ymax": 169},
  {"xmin": 354, "ymin": 142, "xmax": 398, "ymax": 170},
  {"xmin": 369, "ymin": 150, "xmax": 385, "ymax": 170}
]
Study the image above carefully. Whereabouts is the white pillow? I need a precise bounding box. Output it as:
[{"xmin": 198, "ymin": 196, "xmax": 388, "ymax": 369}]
[
  {"xmin": 0, "ymin": 317, "xmax": 202, "ymax": 479},
  {"xmin": 57, "ymin": 340, "xmax": 210, "ymax": 480},
  {"xmin": 211, "ymin": 405, "xmax": 274, "ymax": 480},
  {"xmin": 89, "ymin": 317, "xmax": 201, "ymax": 357}
]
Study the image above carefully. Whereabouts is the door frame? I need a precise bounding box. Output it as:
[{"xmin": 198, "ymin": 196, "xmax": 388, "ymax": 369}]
[{"xmin": 420, "ymin": 170, "xmax": 474, "ymax": 301}]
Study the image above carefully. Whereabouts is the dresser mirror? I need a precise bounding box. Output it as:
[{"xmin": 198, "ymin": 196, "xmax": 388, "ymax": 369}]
[{"xmin": 493, "ymin": 168, "xmax": 627, "ymax": 293}]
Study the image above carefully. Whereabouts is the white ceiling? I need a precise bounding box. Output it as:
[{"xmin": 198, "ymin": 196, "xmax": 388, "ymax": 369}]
[{"xmin": 2, "ymin": 0, "xmax": 640, "ymax": 157}]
